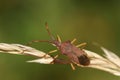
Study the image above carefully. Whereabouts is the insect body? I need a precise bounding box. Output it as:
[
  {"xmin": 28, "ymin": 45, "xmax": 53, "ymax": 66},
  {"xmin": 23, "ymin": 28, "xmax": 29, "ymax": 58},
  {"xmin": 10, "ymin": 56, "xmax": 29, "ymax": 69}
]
[
  {"xmin": 29, "ymin": 23, "xmax": 90, "ymax": 69},
  {"xmin": 58, "ymin": 41, "xmax": 90, "ymax": 66}
]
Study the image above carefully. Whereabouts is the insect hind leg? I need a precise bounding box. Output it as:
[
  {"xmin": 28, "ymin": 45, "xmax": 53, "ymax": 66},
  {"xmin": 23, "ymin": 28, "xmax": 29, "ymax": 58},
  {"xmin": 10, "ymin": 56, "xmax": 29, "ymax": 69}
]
[{"xmin": 70, "ymin": 63, "xmax": 76, "ymax": 70}]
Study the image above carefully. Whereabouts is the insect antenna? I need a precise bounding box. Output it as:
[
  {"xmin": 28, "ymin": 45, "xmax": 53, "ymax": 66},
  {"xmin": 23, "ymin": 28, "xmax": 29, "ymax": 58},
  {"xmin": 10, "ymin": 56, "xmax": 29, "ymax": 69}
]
[
  {"xmin": 27, "ymin": 23, "xmax": 58, "ymax": 46},
  {"xmin": 45, "ymin": 22, "xmax": 56, "ymax": 41}
]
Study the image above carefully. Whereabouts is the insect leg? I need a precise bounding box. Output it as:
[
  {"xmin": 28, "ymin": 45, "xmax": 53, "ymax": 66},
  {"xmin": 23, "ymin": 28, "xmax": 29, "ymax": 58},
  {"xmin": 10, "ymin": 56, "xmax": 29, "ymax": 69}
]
[
  {"xmin": 53, "ymin": 58, "xmax": 71, "ymax": 64},
  {"xmin": 56, "ymin": 35, "xmax": 62, "ymax": 43},
  {"xmin": 42, "ymin": 49, "xmax": 58, "ymax": 57},
  {"xmin": 71, "ymin": 38, "xmax": 77, "ymax": 44},
  {"xmin": 54, "ymin": 54, "xmax": 59, "ymax": 59},
  {"xmin": 50, "ymin": 55, "xmax": 59, "ymax": 64},
  {"xmin": 49, "ymin": 49, "xmax": 58, "ymax": 53},
  {"xmin": 70, "ymin": 63, "xmax": 76, "ymax": 70},
  {"xmin": 76, "ymin": 42, "xmax": 87, "ymax": 49}
]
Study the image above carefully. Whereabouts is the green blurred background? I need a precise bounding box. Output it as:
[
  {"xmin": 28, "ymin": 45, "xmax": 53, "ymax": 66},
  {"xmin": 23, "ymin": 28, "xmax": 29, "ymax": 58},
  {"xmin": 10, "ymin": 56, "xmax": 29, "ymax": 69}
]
[{"xmin": 0, "ymin": 0, "xmax": 120, "ymax": 80}]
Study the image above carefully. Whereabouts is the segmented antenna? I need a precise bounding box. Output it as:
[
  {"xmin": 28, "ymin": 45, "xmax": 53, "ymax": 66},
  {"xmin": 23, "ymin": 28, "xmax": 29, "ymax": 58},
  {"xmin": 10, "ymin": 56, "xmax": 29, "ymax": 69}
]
[{"xmin": 45, "ymin": 22, "xmax": 55, "ymax": 41}]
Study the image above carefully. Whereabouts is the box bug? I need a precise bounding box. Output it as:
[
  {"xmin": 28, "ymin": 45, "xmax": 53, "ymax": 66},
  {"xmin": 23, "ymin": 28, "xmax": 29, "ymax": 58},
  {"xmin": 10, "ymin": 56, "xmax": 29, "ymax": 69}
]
[{"xmin": 28, "ymin": 23, "xmax": 90, "ymax": 70}]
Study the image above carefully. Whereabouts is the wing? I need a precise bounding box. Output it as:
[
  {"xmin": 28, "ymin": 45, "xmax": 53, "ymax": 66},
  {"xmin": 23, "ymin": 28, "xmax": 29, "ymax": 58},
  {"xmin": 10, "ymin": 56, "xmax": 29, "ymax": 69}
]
[{"xmin": 78, "ymin": 54, "xmax": 90, "ymax": 66}]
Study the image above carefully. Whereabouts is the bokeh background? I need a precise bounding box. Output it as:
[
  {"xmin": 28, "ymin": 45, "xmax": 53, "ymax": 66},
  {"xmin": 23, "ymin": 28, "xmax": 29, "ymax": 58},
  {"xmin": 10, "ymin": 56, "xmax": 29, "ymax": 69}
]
[{"xmin": 0, "ymin": 0, "xmax": 120, "ymax": 80}]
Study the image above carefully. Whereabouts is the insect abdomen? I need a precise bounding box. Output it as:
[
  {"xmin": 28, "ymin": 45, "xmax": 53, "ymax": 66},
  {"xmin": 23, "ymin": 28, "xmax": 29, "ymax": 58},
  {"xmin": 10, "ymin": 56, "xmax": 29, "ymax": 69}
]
[{"xmin": 78, "ymin": 55, "xmax": 90, "ymax": 66}]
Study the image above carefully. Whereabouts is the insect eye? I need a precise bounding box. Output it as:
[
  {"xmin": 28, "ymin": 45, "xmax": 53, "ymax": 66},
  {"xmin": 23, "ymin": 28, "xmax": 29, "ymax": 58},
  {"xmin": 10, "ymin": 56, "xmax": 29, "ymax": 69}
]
[{"xmin": 78, "ymin": 55, "xmax": 90, "ymax": 66}]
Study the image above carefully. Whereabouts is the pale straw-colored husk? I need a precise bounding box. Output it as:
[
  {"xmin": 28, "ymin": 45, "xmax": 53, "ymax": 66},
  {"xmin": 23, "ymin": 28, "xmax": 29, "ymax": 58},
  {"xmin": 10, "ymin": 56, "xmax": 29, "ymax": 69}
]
[{"xmin": 0, "ymin": 43, "xmax": 120, "ymax": 76}]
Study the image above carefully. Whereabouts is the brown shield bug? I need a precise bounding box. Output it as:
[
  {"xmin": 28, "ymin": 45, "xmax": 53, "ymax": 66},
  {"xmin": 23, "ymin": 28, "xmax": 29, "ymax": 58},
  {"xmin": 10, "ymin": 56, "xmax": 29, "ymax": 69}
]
[{"xmin": 28, "ymin": 23, "xmax": 90, "ymax": 70}]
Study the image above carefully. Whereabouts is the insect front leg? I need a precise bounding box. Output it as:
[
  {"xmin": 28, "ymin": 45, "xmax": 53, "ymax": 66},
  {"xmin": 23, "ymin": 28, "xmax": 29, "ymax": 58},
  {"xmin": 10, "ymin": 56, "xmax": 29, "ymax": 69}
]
[
  {"xmin": 40, "ymin": 49, "xmax": 58, "ymax": 59},
  {"xmin": 71, "ymin": 38, "xmax": 87, "ymax": 49},
  {"xmin": 49, "ymin": 49, "xmax": 58, "ymax": 53},
  {"xmin": 56, "ymin": 35, "xmax": 62, "ymax": 43},
  {"xmin": 71, "ymin": 38, "xmax": 77, "ymax": 44},
  {"xmin": 50, "ymin": 54, "xmax": 59, "ymax": 64}
]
